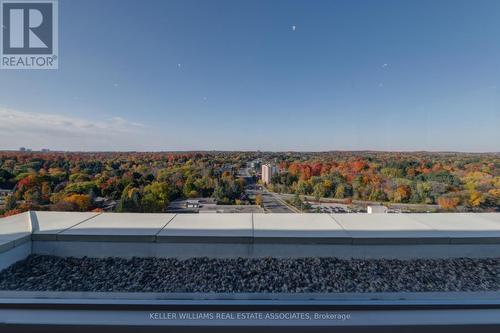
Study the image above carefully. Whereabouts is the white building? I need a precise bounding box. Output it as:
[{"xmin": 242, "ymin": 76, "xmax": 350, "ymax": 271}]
[
  {"xmin": 261, "ymin": 164, "xmax": 276, "ymax": 185},
  {"xmin": 186, "ymin": 200, "xmax": 201, "ymax": 208},
  {"xmin": 367, "ymin": 205, "xmax": 388, "ymax": 214}
]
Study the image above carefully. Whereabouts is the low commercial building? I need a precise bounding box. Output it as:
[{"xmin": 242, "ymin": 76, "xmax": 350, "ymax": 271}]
[
  {"xmin": 367, "ymin": 205, "xmax": 388, "ymax": 214},
  {"xmin": 168, "ymin": 198, "xmax": 217, "ymax": 213},
  {"xmin": 186, "ymin": 200, "xmax": 200, "ymax": 208},
  {"xmin": 261, "ymin": 164, "xmax": 276, "ymax": 185},
  {"xmin": 167, "ymin": 198, "xmax": 261, "ymax": 213},
  {"xmin": 93, "ymin": 197, "xmax": 118, "ymax": 211}
]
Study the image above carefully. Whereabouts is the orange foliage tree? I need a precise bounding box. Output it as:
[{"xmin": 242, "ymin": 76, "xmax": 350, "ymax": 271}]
[{"xmin": 437, "ymin": 196, "xmax": 460, "ymax": 210}]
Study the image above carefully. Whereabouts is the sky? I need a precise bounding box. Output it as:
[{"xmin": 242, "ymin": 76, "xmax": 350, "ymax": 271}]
[{"xmin": 0, "ymin": 0, "xmax": 499, "ymax": 152}]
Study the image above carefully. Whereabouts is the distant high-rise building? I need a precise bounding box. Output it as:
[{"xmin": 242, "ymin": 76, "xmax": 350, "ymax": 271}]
[{"xmin": 261, "ymin": 164, "xmax": 276, "ymax": 185}]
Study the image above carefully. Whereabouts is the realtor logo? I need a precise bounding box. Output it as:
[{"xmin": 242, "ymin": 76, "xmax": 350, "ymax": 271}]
[{"xmin": 1, "ymin": 0, "xmax": 58, "ymax": 69}]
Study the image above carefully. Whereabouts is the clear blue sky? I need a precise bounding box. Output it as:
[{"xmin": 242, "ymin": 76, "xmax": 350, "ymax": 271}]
[{"xmin": 0, "ymin": 0, "xmax": 499, "ymax": 152}]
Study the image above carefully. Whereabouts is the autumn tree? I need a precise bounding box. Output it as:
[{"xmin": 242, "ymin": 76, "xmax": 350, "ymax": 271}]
[
  {"xmin": 55, "ymin": 194, "xmax": 92, "ymax": 211},
  {"xmin": 437, "ymin": 196, "xmax": 460, "ymax": 210},
  {"xmin": 394, "ymin": 185, "xmax": 411, "ymax": 203},
  {"xmin": 255, "ymin": 194, "xmax": 263, "ymax": 207}
]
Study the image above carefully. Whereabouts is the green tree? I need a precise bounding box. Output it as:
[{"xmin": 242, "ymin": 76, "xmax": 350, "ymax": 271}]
[
  {"xmin": 141, "ymin": 182, "xmax": 171, "ymax": 212},
  {"xmin": 117, "ymin": 185, "xmax": 142, "ymax": 212},
  {"xmin": 335, "ymin": 183, "xmax": 346, "ymax": 199},
  {"xmin": 313, "ymin": 183, "xmax": 326, "ymax": 202}
]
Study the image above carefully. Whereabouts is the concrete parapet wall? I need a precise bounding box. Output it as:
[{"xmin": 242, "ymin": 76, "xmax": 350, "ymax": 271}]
[
  {"xmin": 32, "ymin": 240, "xmax": 500, "ymax": 259},
  {"xmin": 1, "ymin": 211, "xmax": 500, "ymax": 265}
]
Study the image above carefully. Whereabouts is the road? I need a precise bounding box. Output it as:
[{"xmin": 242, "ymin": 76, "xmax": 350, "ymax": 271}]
[
  {"xmin": 239, "ymin": 167, "xmax": 297, "ymax": 213},
  {"xmin": 260, "ymin": 188, "xmax": 297, "ymax": 213},
  {"xmin": 244, "ymin": 183, "xmax": 296, "ymax": 213}
]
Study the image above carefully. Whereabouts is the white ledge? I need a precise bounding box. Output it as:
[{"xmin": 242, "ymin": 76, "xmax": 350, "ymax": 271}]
[
  {"xmin": 0, "ymin": 211, "xmax": 499, "ymax": 261},
  {"xmin": 0, "ymin": 211, "xmax": 499, "ymax": 247}
]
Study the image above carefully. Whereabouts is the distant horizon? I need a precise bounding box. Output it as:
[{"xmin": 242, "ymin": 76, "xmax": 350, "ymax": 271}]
[{"xmin": 1, "ymin": 148, "xmax": 499, "ymax": 154}]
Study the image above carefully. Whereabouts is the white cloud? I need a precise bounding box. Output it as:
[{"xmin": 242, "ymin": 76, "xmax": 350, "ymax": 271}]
[{"xmin": 0, "ymin": 108, "xmax": 148, "ymax": 151}]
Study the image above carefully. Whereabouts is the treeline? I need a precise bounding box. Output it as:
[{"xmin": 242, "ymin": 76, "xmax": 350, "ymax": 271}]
[
  {"xmin": 1, "ymin": 151, "xmax": 498, "ymax": 216},
  {"xmin": 266, "ymin": 152, "xmax": 499, "ymax": 211},
  {"xmin": 0, "ymin": 152, "xmax": 248, "ymax": 216}
]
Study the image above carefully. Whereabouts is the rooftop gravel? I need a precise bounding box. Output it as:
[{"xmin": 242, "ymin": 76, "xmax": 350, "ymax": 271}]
[{"xmin": 0, "ymin": 255, "xmax": 499, "ymax": 293}]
